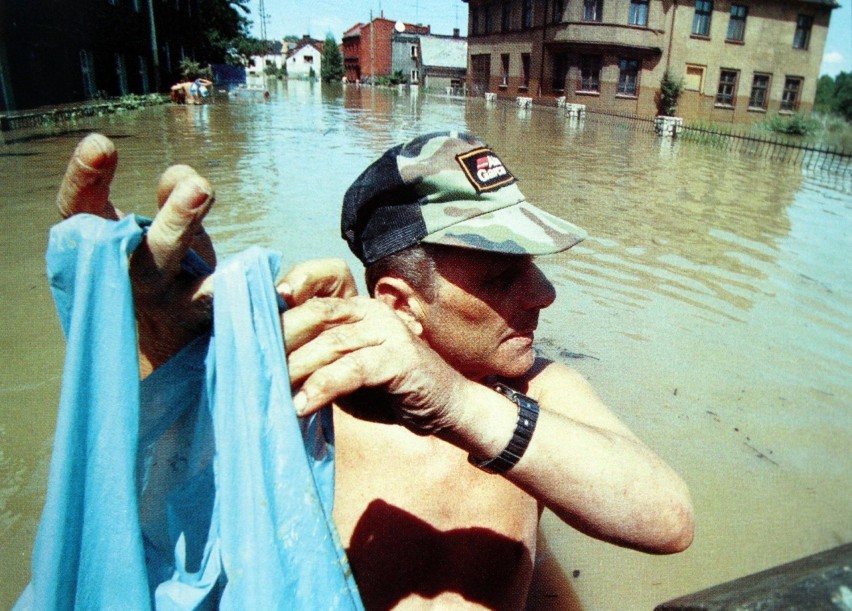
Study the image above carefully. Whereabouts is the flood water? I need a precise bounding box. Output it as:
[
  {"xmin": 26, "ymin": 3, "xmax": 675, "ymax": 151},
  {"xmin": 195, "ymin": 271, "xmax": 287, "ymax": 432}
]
[{"xmin": 1, "ymin": 80, "xmax": 850, "ymax": 610}]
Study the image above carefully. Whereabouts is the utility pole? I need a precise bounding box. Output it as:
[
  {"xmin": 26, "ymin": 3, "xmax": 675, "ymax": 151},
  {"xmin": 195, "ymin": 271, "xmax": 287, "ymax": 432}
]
[{"xmin": 258, "ymin": 0, "xmax": 269, "ymax": 42}]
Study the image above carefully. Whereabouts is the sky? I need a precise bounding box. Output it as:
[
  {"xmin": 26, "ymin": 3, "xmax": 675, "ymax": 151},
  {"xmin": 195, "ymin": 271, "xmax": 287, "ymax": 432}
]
[{"xmin": 250, "ymin": 0, "xmax": 851, "ymax": 77}]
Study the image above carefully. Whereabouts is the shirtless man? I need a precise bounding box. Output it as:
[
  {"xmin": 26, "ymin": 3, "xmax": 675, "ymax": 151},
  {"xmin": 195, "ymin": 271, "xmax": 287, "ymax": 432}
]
[{"xmin": 57, "ymin": 132, "xmax": 693, "ymax": 610}]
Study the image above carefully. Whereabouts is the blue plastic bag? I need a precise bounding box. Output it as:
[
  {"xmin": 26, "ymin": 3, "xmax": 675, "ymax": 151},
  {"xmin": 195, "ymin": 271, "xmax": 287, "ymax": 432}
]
[{"xmin": 16, "ymin": 214, "xmax": 363, "ymax": 610}]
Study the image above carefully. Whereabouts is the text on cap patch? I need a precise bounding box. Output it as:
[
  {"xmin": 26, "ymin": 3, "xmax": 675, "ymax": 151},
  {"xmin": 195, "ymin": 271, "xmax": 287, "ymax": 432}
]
[{"xmin": 456, "ymin": 147, "xmax": 517, "ymax": 193}]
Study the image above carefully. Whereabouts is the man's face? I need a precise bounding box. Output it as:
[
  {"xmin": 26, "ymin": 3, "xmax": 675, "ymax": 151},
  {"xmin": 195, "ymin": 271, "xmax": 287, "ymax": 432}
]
[{"xmin": 419, "ymin": 247, "xmax": 557, "ymax": 381}]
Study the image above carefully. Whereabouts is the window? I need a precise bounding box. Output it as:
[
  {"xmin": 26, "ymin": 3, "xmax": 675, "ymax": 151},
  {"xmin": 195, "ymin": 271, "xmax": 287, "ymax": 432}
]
[
  {"xmin": 521, "ymin": 53, "xmax": 531, "ymax": 89},
  {"xmin": 501, "ymin": 54, "xmax": 510, "ymax": 87},
  {"xmin": 411, "ymin": 69, "xmax": 420, "ymax": 83},
  {"xmin": 684, "ymin": 64, "xmax": 705, "ymax": 91},
  {"xmin": 410, "ymin": 45, "xmax": 418, "ymax": 59},
  {"xmin": 471, "ymin": 54, "xmax": 491, "ymax": 95},
  {"xmin": 552, "ymin": 53, "xmax": 568, "ymax": 91},
  {"xmin": 579, "ymin": 55, "xmax": 602, "ymax": 92},
  {"xmin": 748, "ymin": 73, "xmax": 770, "ymax": 109},
  {"xmin": 485, "ymin": 3, "xmax": 494, "ymax": 33},
  {"xmin": 552, "ymin": 0, "xmax": 564, "ymax": 24},
  {"xmin": 618, "ymin": 58, "xmax": 640, "ymax": 95},
  {"xmin": 716, "ymin": 69, "xmax": 738, "ymax": 105},
  {"xmin": 629, "ymin": 0, "xmax": 649, "ymax": 26},
  {"xmin": 472, "ymin": 8, "xmax": 480, "ymax": 34},
  {"xmin": 727, "ymin": 4, "xmax": 746, "ymax": 41},
  {"xmin": 304, "ymin": 55, "xmax": 313, "ymax": 63},
  {"xmin": 522, "ymin": 0, "xmax": 533, "ymax": 29},
  {"xmin": 781, "ymin": 76, "xmax": 803, "ymax": 111},
  {"xmin": 583, "ymin": 0, "xmax": 603, "ymax": 22},
  {"xmin": 793, "ymin": 15, "xmax": 813, "ymax": 49},
  {"xmin": 692, "ymin": 0, "xmax": 713, "ymax": 36},
  {"xmin": 502, "ymin": 1, "xmax": 512, "ymax": 31}
]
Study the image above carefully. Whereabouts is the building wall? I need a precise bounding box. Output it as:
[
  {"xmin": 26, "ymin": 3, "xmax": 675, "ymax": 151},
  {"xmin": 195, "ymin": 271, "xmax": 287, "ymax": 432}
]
[
  {"xmin": 354, "ymin": 19, "xmax": 430, "ymax": 81},
  {"xmin": 287, "ymin": 46, "xmax": 322, "ymax": 79},
  {"xmin": 465, "ymin": 0, "xmax": 835, "ymax": 123},
  {"xmin": 1, "ymin": 0, "xmax": 202, "ymax": 111},
  {"xmin": 392, "ymin": 34, "xmax": 422, "ymax": 83},
  {"xmin": 343, "ymin": 29, "xmax": 363, "ymax": 82}
]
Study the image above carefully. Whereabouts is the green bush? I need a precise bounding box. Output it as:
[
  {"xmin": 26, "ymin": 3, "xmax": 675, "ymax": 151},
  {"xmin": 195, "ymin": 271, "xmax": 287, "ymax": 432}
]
[
  {"xmin": 658, "ymin": 68, "xmax": 683, "ymax": 116},
  {"xmin": 179, "ymin": 58, "xmax": 214, "ymax": 81},
  {"xmin": 761, "ymin": 113, "xmax": 819, "ymax": 136},
  {"xmin": 374, "ymin": 70, "xmax": 408, "ymax": 87}
]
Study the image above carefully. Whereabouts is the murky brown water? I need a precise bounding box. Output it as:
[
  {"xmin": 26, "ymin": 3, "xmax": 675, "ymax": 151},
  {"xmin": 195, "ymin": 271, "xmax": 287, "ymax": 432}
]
[{"xmin": 1, "ymin": 80, "xmax": 850, "ymax": 610}]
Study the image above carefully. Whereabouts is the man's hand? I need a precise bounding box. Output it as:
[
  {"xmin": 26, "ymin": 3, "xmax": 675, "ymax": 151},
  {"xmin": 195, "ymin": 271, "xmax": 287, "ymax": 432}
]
[
  {"xmin": 284, "ymin": 296, "xmax": 468, "ymax": 436},
  {"xmin": 58, "ymin": 133, "xmax": 358, "ymax": 377},
  {"xmin": 58, "ymin": 133, "xmax": 216, "ymax": 375}
]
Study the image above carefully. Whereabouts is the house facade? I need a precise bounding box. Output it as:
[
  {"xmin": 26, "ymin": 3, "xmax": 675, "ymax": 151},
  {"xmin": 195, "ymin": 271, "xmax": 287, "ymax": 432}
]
[
  {"xmin": 286, "ymin": 37, "xmax": 324, "ymax": 79},
  {"xmin": 464, "ymin": 0, "xmax": 837, "ymax": 122},
  {"xmin": 247, "ymin": 41, "xmax": 285, "ymax": 80},
  {"xmin": 1, "ymin": 0, "xmax": 203, "ymax": 112},
  {"xmin": 419, "ymin": 33, "xmax": 469, "ymax": 93}
]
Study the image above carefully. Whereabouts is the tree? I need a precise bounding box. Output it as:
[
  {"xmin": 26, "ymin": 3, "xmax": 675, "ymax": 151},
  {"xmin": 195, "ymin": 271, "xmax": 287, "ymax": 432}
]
[
  {"xmin": 196, "ymin": 0, "xmax": 258, "ymax": 64},
  {"xmin": 321, "ymin": 34, "xmax": 345, "ymax": 83},
  {"xmin": 814, "ymin": 72, "xmax": 852, "ymax": 122},
  {"xmin": 834, "ymin": 72, "xmax": 852, "ymax": 121}
]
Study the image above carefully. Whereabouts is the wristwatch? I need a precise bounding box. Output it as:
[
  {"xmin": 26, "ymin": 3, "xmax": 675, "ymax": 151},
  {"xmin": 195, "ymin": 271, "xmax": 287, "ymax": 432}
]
[{"xmin": 468, "ymin": 382, "xmax": 540, "ymax": 474}]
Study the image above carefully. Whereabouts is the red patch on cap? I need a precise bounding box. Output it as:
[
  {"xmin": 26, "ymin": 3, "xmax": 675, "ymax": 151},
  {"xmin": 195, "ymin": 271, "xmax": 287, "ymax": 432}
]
[{"xmin": 456, "ymin": 148, "xmax": 516, "ymax": 193}]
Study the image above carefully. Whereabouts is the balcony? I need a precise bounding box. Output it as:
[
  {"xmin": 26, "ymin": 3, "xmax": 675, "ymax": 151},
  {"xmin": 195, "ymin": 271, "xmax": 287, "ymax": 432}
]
[{"xmin": 546, "ymin": 21, "xmax": 664, "ymax": 55}]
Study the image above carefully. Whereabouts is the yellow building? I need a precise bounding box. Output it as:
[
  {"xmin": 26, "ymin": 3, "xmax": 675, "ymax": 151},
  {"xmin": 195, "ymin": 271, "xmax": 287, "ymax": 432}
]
[{"xmin": 464, "ymin": 0, "xmax": 838, "ymax": 123}]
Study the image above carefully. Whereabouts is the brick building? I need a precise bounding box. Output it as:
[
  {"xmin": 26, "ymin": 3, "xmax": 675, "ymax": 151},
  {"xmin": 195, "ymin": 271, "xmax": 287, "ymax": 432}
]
[
  {"xmin": 342, "ymin": 17, "xmax": 430, "ymax": 83},
  {"xmin": 464, "ymin": 0, "xmax": 838, "ymax": 123}
]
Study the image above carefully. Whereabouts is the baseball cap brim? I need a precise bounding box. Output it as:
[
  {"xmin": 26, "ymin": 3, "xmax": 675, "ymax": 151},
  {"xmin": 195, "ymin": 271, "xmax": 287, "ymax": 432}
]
[{"xmin": 419, "ymin": 199, "xmax": 587, "ymax": 256}]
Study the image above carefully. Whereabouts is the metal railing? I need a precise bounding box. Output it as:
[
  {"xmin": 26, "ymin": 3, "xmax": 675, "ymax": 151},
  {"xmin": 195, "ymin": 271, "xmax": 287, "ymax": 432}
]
[{"xmin": 579, "ymin": 109, "xmax": 851, "ymax": 176}]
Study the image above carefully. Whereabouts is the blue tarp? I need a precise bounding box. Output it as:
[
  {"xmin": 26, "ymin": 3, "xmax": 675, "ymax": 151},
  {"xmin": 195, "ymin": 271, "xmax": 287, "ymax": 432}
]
[{"xmin": 16, "ymin": 214, "xmax": 363, "ymax": 610}]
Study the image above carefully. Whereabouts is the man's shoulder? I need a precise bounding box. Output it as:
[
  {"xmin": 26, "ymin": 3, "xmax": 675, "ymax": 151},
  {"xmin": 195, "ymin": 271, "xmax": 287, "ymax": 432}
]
[{"xmin": 494, "ymin": 356, "xmax": 588, "ymax": 398}]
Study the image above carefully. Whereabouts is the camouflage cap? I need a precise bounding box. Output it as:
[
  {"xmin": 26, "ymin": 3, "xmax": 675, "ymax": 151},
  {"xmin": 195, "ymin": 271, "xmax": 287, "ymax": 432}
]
[{"xmin": 341, "ymin": 131, "xmax": 587, "ymax": 265}]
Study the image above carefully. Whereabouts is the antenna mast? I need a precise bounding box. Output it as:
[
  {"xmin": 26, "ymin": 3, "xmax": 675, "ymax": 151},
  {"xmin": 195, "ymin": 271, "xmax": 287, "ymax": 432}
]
[{"xmin": 257, "ymin": 0, "xmax": 269, "ymax": 41}]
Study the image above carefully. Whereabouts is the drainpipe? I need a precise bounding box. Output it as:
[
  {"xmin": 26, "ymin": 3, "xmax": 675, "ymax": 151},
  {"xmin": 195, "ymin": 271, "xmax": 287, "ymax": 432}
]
[
  {"xmin": 665, "ymin": 0, "xmax": 677, "ymax": 71},
  {"xmin": 147, "ymin": 0, "xmax": 161, "ymax": 91}
]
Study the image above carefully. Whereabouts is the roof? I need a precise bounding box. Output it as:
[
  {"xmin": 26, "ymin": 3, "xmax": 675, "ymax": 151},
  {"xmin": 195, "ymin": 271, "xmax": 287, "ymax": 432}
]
[
  {"xmin": 419, "ymin": 35, "xmax": 467, "ymax": 69},
  {"xmin": 343, "ymin": 23, "xmax": 364, "ymax": 38},
  {"xmin": 800, "ymin": 0, "xmax": 840, "ymax": 6}
]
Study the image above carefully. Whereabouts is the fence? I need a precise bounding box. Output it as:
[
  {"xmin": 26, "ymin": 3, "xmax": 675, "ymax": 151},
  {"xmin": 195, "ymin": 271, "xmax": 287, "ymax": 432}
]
[{"xmin": 580, "ymin": 109, "xmax": 851, "ymax": 176}]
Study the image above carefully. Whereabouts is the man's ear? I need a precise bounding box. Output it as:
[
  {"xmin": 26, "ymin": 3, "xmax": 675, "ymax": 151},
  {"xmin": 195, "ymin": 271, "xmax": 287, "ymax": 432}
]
[{"xmin": 373, "ymin": 276, "xmax": 426, "ymax": 336}]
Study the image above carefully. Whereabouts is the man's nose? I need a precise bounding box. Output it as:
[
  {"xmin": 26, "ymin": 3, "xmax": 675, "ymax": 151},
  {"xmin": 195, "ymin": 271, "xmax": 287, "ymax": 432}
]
[{"xmin": 520, "ymin": 263, "xmax": 556, "ymax": 310}]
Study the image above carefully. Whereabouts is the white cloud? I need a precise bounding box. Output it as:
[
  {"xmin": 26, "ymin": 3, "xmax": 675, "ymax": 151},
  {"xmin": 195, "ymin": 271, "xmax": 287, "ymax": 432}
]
[{"xmin": 823, "ymin": 51, "xmax": 844, "ymax": 65}]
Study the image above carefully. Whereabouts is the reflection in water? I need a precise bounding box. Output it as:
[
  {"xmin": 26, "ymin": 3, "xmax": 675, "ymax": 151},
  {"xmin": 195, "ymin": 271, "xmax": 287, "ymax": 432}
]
[{"xmin": 0, "ymin": 82, "xmax": 849, "ymax": 610}]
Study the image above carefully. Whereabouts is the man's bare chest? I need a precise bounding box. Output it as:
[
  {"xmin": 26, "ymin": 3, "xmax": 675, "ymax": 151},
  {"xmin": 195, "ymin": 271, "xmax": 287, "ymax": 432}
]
[{"xmin": 332, "ymin": 413, "xmax": 539, "ymax": 609}]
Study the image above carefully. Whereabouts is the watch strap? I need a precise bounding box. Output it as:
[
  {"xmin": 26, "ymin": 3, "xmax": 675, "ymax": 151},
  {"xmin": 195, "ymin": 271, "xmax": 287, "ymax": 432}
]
[{"xmin": 468, "ymin": 382, "xmax": 540, "ymax": 474}]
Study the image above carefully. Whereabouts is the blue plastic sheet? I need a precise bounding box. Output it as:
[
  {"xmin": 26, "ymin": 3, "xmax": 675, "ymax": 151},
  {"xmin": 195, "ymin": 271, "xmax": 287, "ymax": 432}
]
[{"xmin": 16, "ymin": 214, "xmax": 363, "ymax": 610}]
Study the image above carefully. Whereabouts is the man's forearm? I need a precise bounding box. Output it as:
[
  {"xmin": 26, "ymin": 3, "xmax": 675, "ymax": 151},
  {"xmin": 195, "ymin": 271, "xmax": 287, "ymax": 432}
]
[{"xmin": 437, "ymin": 380, "xmax": 694, "ymax": 554}]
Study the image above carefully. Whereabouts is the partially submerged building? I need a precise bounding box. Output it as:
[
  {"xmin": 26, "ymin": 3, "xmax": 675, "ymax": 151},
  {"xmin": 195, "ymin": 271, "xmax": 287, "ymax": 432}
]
[
  {"xmin": 1, "ymin": 0, "xmax": 202, "ymax": 111},
  {"xmin": 463, "ymin": 0, "xmax": 838, "ymax": 122},
  {"xmin": 342, "ymin": 17, "xmax": 431, "ymax": 83}
]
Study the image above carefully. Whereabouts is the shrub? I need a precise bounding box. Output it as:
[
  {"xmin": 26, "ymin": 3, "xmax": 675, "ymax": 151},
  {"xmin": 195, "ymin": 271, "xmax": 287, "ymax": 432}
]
[
  {"xmin": 761, "ymin": 113, "xmax": 818, "ymax": 136},
  {"xmin": 658, "ymin": 68, "xmax": 683, "ymax": 117}
]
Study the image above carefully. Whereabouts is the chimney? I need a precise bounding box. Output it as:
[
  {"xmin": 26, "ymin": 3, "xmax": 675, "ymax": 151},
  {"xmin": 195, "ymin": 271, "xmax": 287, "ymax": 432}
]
[{"xmin": 453, "ymin": 28, "xmax": 460, "ymax": 38}]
